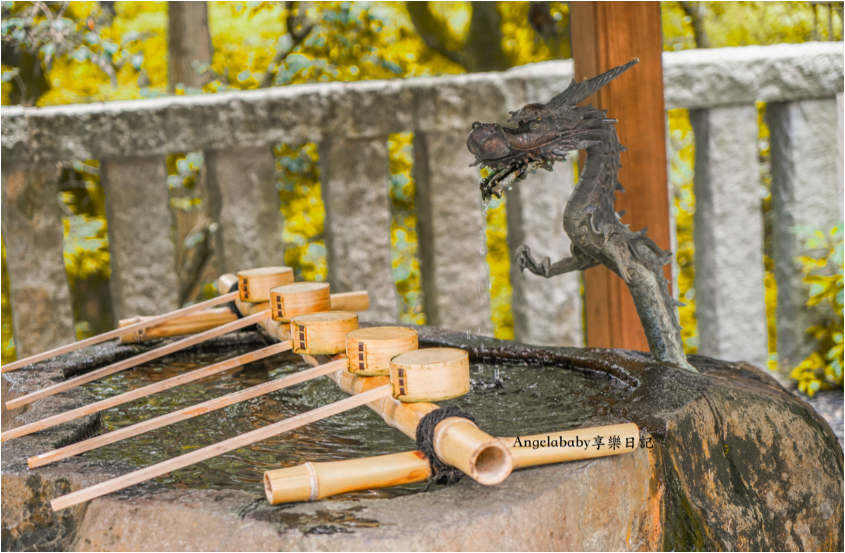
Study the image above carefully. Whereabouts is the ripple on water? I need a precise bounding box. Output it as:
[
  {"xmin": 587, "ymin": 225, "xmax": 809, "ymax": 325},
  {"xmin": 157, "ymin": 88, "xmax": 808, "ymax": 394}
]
[{"xmin": 82, "ymin": 349, "xmax": 631, "ymax": 499}]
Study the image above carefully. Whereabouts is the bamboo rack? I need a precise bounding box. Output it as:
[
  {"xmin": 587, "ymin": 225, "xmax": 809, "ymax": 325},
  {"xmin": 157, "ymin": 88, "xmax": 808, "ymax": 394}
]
[{"xmin": 50, "ymin": 336, "xmax": 513, "ymax": 510}]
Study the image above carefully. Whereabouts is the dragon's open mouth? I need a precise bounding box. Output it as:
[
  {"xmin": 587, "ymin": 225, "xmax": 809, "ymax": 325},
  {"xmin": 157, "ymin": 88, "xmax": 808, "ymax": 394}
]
[{"xmin": 479, "ymin": 160, "xmax": 552, "ymax": 201}]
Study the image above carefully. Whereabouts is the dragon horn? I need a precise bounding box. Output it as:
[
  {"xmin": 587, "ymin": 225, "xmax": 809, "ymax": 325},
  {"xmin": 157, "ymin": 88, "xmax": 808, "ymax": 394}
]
[{"xmin": 549, "ymin": 58, "xmax": 639, "ymax": 107}]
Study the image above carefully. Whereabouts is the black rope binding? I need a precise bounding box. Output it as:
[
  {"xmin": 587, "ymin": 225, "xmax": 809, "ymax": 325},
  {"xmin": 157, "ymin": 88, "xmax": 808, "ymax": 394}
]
[
  {"xmin": 225, "ymin": 282, "xmax": 243, "ymax": 318},
  {"xmin": 415, "ymin": 405, "xmax": 478, "ymax": 489}
]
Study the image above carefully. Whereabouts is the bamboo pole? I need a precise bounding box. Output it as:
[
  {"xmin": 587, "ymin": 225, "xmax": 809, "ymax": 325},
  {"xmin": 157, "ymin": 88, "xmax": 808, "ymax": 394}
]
[
  {"xmin": 119, "ymin": 307, "xmax": 238, "ymax": 344},
  {"xmin": 0, "ymin": 291, "xmax": 239, "ymax": 374},
  {"xmin": 2, "ymin": 340, "xmax": 293, "ymax": 443},
  {"xmin": 263, "ymin": 423, "xmax": 640, "ymax": 504},
  {"xmin": 5, "ymin": 310, "xmax": 271, "ymax": 411},
  {"xmin": 27, "ymin": 358, "xmax": 347, "ymax": 467},
  {"xmin": 50, "ymin": 385, "xmax": 393, "ymax": 511}
]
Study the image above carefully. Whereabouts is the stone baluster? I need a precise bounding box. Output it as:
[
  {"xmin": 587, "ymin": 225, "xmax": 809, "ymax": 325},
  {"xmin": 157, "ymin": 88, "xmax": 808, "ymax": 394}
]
[
  {"xmin": 689, "ymin": 106, "xmax": 768, "ymax": 369},
  {"xmin": 205, "ymin": 146, "xmax": 283, "ymax": 274},
  {"xmin": 320, "ymin": 138, "xmax": 399, "ymax": 323},
  {"xmin": 767, "ymin": 98, "xmax": 842, "ymax": 373},
  {"xmin": 1, "ymin": 164, "xmax": 76, "ymax": 356},
  {"xmin": 101, "ymin": 156, "xmax": 179, "ymax": 320},
  {"xmin": 506, "ymin": 158, "xmax": 583, "ymax": 346},
  {"xmin": 837, "ymin": 93, "xmax": 843, "ymax": 219},
  {"xmin": 413, "ymin": 131, "xmax": 491, "ymax": 335}
]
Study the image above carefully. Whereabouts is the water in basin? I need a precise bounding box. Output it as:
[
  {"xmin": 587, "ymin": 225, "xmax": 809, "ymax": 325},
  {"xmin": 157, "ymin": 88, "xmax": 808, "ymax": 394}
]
[{"xmin": 82, "ymin": 347, "xmax": 631, "ymax": 499}]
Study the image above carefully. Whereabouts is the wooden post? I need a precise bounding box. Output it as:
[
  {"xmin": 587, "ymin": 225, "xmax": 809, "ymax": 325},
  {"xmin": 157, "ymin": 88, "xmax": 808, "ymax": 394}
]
[{"xmin": 570, "ymin": 2, "xmax": 673, "ymax": 352}]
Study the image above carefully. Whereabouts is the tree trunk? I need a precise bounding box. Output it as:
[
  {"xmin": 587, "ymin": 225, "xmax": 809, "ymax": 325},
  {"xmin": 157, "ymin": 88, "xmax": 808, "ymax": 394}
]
[{"xmin": 168, "ymin": 1, "xmax": 213, "ymax": 91}]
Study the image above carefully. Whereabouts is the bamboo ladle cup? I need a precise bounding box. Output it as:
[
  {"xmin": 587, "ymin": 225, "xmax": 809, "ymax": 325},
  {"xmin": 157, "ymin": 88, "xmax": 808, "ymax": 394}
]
[
  {"xmin": 4, "ymin": 267, "xmax": 294, "ymax": 410},
  {"xmin": 264, "ymin": 422, "xmax": 640, "ymax": 504},
  {"xmin": 50, "ymin": 345, "xmax": 511, "ymax": 512}
]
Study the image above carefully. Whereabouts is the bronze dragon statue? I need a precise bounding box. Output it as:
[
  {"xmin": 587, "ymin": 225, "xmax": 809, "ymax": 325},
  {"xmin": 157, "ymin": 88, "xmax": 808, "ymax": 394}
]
[{"xmin": 467, "ymin": 60, "xmax": 695, "ymax": 373}]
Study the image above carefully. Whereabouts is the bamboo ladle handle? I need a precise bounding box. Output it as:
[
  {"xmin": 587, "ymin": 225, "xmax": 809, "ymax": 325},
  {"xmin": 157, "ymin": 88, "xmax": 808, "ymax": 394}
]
[
  {"xmin": 2, "ymin": 340, "xmax": 293, "ymax": 443},
  {"xmin": 50, "ymin": 385, "xmax": 393, "ymax": 512},
  {"xmin": 5, "ymin": 310, "xmax": 272, "ymax": 411},
  {"xmin": 27, "ymin": 357, "xmax": 347, "ymax": 467},
  {"xmin": 0, "ymin": 291, "xmax": 239, "ymax": 374}
]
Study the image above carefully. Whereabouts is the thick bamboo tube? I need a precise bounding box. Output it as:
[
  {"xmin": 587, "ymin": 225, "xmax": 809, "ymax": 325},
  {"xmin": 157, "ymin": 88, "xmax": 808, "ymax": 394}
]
[
  {"xmin": 0, "ymin": 291, "xmax": 239, "ymax": 374},
  {"xmin": 432, "ymin": 417, "xmax": 511, "ymax": 485},
  {"xmin": 263, "ymin": 423, "xmax": 640, "ymax": 504},
  {"xmin": 265, "ymin": 451, "xmax": 432, "ymax": 504},
  {"xmin": 5, "ymin": 310, "xmax": 271, "ymax": 410},
  {"xmin": 505, "ymin": 423, "xmax": 640, "ymax": 468},
  {"xmin": 50, "ymin": 385, "xmax": 393, "ymax": 512},
  {"xmin": 27, "ymin": 358, "xmax": 348, "ymax": 467},
  {"xmin": 118, "ymin": 307, "xmax": 238, "ymax": 344},
  {"xmin": 2, "ymin": 340, "xmax": 292, "ymax": 443}
]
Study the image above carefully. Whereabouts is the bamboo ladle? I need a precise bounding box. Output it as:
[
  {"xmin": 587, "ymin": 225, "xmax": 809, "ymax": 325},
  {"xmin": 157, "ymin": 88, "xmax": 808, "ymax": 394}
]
[
  {"xmin": 50, "ymin": 345, "xmax": 511, "ymax": 511},
  {"xmin": 264, "ymin": 422, "xmax": 640, "ymax": 503},
  {"xmin": 27, "ymin": 324, "xmax": 417, "ymax": 463}
]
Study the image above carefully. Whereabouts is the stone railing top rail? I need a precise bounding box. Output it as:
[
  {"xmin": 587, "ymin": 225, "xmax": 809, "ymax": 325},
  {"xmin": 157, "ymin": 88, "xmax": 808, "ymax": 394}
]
[{"xmin": 2, "ymin": 41, "xmax": 841, "ymax": 161}]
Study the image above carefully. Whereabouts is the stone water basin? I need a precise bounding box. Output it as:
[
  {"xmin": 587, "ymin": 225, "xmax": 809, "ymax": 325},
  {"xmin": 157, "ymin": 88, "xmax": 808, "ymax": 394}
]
[{"xmin": 2, "ymin": 326, "xmax": 842, "ymax": 551}]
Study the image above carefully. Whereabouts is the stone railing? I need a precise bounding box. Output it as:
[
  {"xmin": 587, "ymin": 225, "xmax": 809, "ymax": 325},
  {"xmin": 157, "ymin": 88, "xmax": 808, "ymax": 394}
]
[{"xmin": 2, "ymin": 41, "xmax": 842, "ymax": 370}]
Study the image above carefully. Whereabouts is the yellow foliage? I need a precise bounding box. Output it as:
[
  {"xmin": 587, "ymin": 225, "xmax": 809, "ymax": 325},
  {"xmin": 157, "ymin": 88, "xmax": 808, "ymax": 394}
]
[
  {"xmin": 662, "ymin": 1, "xmax": 842, "ymax": 50},
  {"xmin": 485, "ymin": 195, "xmax": 514, "ymax": 339},
  {"xmin": 2, "ymin": 1, "xmax": 840, "ymax": 358},
  {"xmin": 789, "ymin": 225, "xmax": 844, "ymax": 396},
  {"xmin": 667, "ymin": 108, "xmax": 698, "ymax": 354},
  {"xmin": 275, "ymin": 142, "xmax": 327, "ymax": 283}
]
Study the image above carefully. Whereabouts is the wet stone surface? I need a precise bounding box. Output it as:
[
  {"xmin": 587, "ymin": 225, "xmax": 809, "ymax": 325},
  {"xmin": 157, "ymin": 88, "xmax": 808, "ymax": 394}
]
[{"xmin": 2, "ymin": 326, "xmax": 843, "ymax": 551}]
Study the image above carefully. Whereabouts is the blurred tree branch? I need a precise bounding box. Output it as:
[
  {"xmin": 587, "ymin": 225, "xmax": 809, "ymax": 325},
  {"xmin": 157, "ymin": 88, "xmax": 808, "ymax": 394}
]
[
  {"xmin": 168, "ymin": 1, "xmax": 213, "ymax": 91},
  {"xmin": 678, "ymin": 1, "xmax": 710, "ymax": 48},
  {"xmin": 1, "ymin": 1, "xmax": 118, "ymax": 105},
  {"xmin": 407, "ymin": 1, "xmax": 510, "ymax": 72},
  {"xmin": 260, "ymin": 1, "xmax": 315, "ymax": 88}
]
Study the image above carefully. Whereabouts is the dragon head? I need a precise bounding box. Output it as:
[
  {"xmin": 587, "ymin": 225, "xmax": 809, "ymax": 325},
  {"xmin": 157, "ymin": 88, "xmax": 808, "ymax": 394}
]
[{"xmin": 468, "ymin": 59, "xmax": 639, "ymax": 201}]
